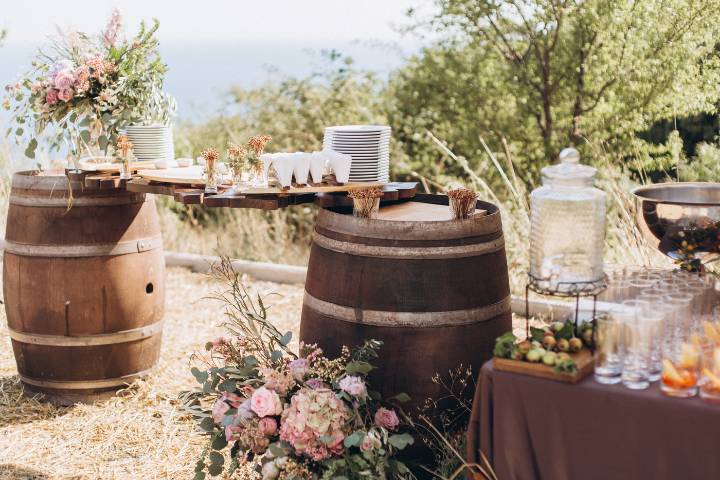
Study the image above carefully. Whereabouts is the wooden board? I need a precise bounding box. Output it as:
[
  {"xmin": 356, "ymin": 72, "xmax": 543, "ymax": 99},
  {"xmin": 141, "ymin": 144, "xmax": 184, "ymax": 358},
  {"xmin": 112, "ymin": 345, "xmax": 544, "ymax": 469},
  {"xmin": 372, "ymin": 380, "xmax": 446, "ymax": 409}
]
[
  {"xmin": 315, "ymin": 182, "xmax": 418, "ymax": 208},
  {"xmin": 377, "ymin": 201, "xmax": 487, "ymax": 222},
  {"xmin": 79, "ymin": 160, "xmax": 155, "ymax": 172},
  {"xmin": 493, "ymin": 349, "xmax": 594, "ymax": 384},
  {"xmin": 136, "ymin": 166, "xmax": 383, "ymax": 193}
]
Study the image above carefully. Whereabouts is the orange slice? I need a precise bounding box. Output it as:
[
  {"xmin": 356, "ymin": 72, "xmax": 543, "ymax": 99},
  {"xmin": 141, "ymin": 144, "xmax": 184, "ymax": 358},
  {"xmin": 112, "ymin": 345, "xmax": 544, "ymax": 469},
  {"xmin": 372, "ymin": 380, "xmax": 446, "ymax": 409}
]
[
  {"xmin": 680, "ymin": 344, "xmax": 700, "ymax": 369},
  {"xmin": 663, "ymin": 359, "xmax": 683, "ymax": 385},
  {"xmin": 703, "ymin": 368, "xmax": 720, "ymax": 390}
]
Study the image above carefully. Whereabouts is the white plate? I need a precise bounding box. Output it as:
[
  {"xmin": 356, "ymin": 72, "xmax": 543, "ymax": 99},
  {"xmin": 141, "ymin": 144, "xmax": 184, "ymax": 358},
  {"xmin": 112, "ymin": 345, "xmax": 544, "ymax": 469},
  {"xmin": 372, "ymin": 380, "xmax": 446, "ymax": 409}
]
[{"xmin": 325, "ymin": 125, "xmax": 390, "ymax": 132}]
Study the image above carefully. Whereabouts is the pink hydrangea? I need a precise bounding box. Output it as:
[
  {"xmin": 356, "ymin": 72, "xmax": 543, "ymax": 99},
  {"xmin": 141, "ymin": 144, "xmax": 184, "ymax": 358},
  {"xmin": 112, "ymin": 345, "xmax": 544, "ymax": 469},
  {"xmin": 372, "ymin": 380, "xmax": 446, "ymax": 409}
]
[
  {"xmin": 338, "ymin": 375, "xmax": 367, "ymax": 397},
  {"xmin": 250, "ymin": 387, "xmax": 283, "ymax": 417},
  {"xmin": 74, "ymin": 66, "xmax": 90, "ymax": 93},
  {"xmin": 288, "ymin": 358, "xmax": 309, "ymax": 381},
  {"xmin": 279, "ymin": 388, "xmax": 349, "ymax": 459},
  {"xmin": 374, "ymin": 407, "xmax": 400, "ymax": 430},
  {"xmin": 46, "ymin": 89, "xmax": 59, "ymax": 106},
  {"xmin": 305, "ymin": 378, "xmax": 326, "ymax": 390},
  {"xmin": 260, "ymin": 367, "xmax": 295, "ymax": 396}
]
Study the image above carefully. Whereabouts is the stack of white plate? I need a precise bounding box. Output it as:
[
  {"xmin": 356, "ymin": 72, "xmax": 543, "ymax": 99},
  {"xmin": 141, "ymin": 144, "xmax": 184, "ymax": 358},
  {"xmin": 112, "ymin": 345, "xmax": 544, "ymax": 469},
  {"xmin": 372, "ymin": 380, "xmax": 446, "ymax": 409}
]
[
  {"xmin": 322, "ymin": 125, "xmax": 390, "ymax": 182},
  {"xmin": 122, "ymin": 124, "xmax": 175, "ymax": 162}
]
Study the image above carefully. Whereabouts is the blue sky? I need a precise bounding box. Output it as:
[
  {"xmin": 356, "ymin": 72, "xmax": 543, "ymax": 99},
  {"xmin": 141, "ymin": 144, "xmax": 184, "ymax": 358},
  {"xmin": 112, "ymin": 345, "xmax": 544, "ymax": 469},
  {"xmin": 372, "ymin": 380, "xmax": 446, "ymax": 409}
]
[{"xmin": 2, "ymin": 0, "xmax": 421, "ymax": 45}]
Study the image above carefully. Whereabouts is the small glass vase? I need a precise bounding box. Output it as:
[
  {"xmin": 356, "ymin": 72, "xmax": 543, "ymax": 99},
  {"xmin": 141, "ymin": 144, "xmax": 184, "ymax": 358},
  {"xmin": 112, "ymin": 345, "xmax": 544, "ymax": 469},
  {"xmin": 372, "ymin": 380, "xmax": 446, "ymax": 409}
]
[
  {"xmin": 249, "ymin": 161, "xmax": 268, "ymax": 188},
  {"xmin": 204, "ymin": 163, "xmax": 218, "ymax": 194},
  {"xmin": 232, "ymin": 167, "xmax": 251, "ymax": 191},
  {"xmin": 352, "ymin": 197, "xmax": 380, "ymax": 219},
  {"xmin": 119, "ymin": 157, "xmax": 132, "ymax": 180}
]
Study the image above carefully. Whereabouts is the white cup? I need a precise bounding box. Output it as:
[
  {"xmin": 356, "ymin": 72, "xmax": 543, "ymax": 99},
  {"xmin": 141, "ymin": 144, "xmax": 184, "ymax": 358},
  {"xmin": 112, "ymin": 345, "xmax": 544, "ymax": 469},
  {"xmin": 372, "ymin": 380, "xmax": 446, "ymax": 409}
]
[
  {"xmin": 325, "ymin": 149, "xmax": 351, "ymax": 183},
  {"xmin": 177, "ymin": 157, "xmax": 193, "ymax": 167},
  {"xmin": 272, "ymin": 154, "xmax": 295, "ymax": 188},
  {"xmin": 309, "ymin": 152, "xmax": 327, "ymax": 184},
  {"xmin": 293, "ymin": 152, "xmax": 311, "ymax": 185}
]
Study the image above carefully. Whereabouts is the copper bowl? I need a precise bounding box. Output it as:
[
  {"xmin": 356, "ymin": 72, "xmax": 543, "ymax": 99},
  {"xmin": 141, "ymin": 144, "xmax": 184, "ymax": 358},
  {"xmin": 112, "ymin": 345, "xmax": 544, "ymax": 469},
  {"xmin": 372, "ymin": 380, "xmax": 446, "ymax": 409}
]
[{"xmin": 632, "ymin": 182, "xmax": 720, "ymax": 257}]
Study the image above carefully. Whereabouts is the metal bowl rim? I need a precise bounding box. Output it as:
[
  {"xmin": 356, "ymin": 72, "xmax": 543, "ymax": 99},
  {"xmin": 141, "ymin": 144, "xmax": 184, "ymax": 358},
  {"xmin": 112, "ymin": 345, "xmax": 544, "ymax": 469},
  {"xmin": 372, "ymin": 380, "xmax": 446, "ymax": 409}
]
[{"xmin": 632, "ymin": 182, "xmax": 720, "ymax": 206}]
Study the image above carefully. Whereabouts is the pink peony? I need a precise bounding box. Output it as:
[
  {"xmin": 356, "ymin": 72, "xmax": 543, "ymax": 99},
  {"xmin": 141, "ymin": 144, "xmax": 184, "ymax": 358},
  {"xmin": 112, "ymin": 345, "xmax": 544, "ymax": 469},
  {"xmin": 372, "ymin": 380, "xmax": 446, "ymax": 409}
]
[
  {"xmin": 338, "ymin": 375, "xmax": 367, "ymax": 397},
  {"xmin": 45, "ymin": 89, "xmax": 59, "ymax": 106},
  {"xmin": 212, "ymin": 398, "xmax": 230, "ymax": 424},
  {"xmin": 53, "ymin": 70, "xmax": 75, "ymax": 90},
  {"xmin": 374, "ymin": 407, "xmax": 400, "ymax": 430},
  {"xmin": 258, "ymin": 417, "xmax": 278, "ymax": 436},
  {"xmin": 250, "ymin": 387, "xmax": 282, "ymax": 417},
  {"xmin": 57, "ymin": 88, "xmax": 74, "ymax": 102}
]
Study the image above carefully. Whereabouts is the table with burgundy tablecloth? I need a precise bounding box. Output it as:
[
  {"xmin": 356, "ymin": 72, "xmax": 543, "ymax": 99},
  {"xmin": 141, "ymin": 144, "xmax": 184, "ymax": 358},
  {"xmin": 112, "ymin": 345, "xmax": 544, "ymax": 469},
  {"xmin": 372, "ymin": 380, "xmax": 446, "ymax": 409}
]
[{"xmin": 466, "ymin": 361, "xmax": 720, "ymax": 480}]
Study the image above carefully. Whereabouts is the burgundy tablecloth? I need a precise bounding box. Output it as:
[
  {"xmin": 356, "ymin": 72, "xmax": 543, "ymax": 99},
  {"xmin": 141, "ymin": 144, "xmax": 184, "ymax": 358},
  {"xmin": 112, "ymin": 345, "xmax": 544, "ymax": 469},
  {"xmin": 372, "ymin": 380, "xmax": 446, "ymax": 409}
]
[{"xmin": 467, "ymin": 361, "xmax": 720, "ymax": 480}]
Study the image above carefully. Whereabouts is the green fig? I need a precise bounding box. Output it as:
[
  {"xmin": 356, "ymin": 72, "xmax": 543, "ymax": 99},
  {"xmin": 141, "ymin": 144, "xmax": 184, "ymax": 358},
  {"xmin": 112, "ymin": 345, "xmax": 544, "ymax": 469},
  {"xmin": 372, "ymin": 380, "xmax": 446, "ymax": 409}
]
[
  {"xmin": 556, "ymin": 352, "xmax": 571, "ymax": 362},
  {"xmin": 556, "ymin": 338, "xmax": 570, "ymax": 352},
  {"xmin": 542, "ymin": 335, "xmax": 557, "ymax": 350},
  {"xmin": 569, "ymin": 337, "xmax": 583, "ymax": 353},
  {"xmin": 526, "ymin": 350, "xmax": 541, "ymax": 363},
  {"xmin": 517, "ymin": 340, "xmax": 532, "ymax": 355},
  {"xmin": 582, "ymin": 329, "xmax": 594, "ymax": 345},
  {"xmin": 551, "ymin": 321, "xmax": 565, "ymax": 333},
  {"xmin": 542, "ymin": 351, "xmax": 557, "ymax": 366}
]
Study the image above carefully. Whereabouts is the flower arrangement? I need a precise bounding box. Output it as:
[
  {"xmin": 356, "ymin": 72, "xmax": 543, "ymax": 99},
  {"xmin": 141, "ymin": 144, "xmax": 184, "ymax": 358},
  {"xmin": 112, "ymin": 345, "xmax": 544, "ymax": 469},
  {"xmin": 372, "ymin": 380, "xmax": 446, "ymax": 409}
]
[
  {"xmin": 446, "ymin": 188, "xmax": 478, "ymax": 219},
  {"xmin": 227, "ymin": 143, "xmax": 249, "ymax": 182},
  {"xmin": 3, "ymin": 9, "xmax": 175, "ymax": 160},
  {"xmin": 183, "ymin": 258, "xmax": 414, "ymax": 480},
  {"xmin": 201, "ymin": 147, "xmax": 220, "ymax": 193},
  {"xmin": 116, "ymin": 134, "xmax": 133, "ymax": 179},
  {"xmin": 347, "ymin": 187, "xmax": 384, "ymax": 218}
]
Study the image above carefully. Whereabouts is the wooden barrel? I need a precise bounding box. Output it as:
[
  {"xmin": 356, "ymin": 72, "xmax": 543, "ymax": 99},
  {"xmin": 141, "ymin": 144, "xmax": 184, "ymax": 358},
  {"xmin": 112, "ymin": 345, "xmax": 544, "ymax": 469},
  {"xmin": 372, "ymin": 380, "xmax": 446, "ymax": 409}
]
[
  {"xmin": 300, "ymin": 195, "xmax": 512, "ymax": 421},
  {"xmin": 3, "ymin": 171, "xmax": 165, "ymax": 404}
]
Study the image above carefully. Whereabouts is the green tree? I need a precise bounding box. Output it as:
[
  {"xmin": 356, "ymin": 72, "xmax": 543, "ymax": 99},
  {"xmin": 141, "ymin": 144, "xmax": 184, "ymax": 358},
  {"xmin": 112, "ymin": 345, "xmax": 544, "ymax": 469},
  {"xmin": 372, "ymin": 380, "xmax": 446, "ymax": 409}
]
[{"xmin": 398, "ymin": 0, "xmax": 720, "ymax": 173}]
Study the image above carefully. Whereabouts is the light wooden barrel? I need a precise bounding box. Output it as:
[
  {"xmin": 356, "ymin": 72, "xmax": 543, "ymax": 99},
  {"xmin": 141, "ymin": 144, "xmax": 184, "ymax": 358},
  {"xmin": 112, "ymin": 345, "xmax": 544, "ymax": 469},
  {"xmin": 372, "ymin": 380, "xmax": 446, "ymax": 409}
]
[
  {"xmin": 3, "ymin": 171, "xmax": 165, "ymax": 404},
  {"xmin": 300, "ymin": 195, "xmax": 512, "ymax": 420}
]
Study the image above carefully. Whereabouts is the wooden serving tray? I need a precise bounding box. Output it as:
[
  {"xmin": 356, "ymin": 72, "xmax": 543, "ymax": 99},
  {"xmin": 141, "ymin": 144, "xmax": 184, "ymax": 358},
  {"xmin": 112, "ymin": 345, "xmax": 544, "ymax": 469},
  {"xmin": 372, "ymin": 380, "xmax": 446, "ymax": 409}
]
[
  {"xmin": 493, "ymin": 349, "xmax": 594, "ymax": 384},
  {"xmin": 136, "ymin": 166, "xmax": 384, "ymax": 194},
  {"xmin": 79, "ymin": 160, "xmax": 155, "ymax": 172}
]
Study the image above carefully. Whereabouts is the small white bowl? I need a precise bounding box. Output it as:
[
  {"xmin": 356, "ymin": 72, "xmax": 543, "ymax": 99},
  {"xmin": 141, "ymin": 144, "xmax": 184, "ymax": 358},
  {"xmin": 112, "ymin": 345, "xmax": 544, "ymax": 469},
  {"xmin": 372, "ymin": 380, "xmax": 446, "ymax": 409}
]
[
  {"xmin": 309, "ymin": 152, "xmax": 327, "ymax": 184},
  {"xmin": 325, "ymin": 149, "xmax": 352, "ymax": 183},
  {"xmin": 293, "ymin": 153, "xmax": 312, "ymax": 185},
  {"xmin": 177, "ymin": 157, "xmax": 193, "ymax": 167},
  {"xmin": 272, "ymin": 155, "xmax": 296, "ymax": 188}
]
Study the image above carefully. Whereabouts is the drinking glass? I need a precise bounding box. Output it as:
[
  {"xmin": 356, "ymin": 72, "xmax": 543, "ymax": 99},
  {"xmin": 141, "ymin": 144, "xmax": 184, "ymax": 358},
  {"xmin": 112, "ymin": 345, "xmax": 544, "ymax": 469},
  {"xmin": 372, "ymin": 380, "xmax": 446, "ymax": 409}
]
[
  {"xmin": 661, "ymin": 337, "xmax": 700, "ymax": 398},
  {"xmin": 619, "ymin": 299, "xmax": 652, "ymax": 390},
  {"xmin": 594, "ymin": 315, "xmax": 624, "ymax": 384},
  {"xmin": 700, "ymin": 344, "xmax": 720, "ymax": 403},
  {"xmin": 638, "ymin": 293, "xmax": 669, "ymax": 381},
  {"xmin": 118, "ymin": 157, "xmax": 131, "ymax": 180},
  {"xmin": 204, "ymin": 162, "xmax": 218, "ymax": 194}
]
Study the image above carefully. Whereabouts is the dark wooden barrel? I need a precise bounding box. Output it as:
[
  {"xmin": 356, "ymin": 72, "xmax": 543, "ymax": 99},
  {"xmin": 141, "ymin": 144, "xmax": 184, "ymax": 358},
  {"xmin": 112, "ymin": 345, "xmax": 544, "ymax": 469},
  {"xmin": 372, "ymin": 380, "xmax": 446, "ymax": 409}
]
[
  {"xmin": 3, "ymin": 170, "xmax": 165, "ymax": 404},
  {"xmin": 300, "ymin": 194, "xmax": 511, "ymax": 421}
]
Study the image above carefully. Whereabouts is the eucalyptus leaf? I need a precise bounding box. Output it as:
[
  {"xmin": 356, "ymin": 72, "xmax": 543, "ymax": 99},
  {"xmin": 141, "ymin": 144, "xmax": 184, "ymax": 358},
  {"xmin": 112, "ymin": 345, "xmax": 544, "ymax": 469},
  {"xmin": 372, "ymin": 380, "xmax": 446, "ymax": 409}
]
[
  {"xmin": 388, "ymin": 433, "xmax": 414, "ymax": 450},
  {"xmin": 199, "ymin": 417, "xmax": 215, "ymax": 432},
  {"xmin": 211, "ymin": 433, "xmax": 228, "ymax": 450}
]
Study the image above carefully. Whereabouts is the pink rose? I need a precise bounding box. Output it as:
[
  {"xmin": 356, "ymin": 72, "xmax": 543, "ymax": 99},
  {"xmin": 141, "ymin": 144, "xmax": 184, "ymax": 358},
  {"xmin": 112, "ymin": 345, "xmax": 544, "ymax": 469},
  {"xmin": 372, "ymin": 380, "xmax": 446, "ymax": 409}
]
[
  {"xmin": 211, "ymin": 397, "xmax": 230, "ymax": 424},
  {"xmin": 360, "ymin": 435, "xmax": 374, "ymax": 452},
  {"xmin": 374, "ymin": 407, "xmax": 400, "ymax": 430},
  {"xmin": 258, "ymin": 417, "xmax": 278, "ymax": 436},
  {"xmin": 338, "ymin": 375, "xmax": 367, "ymax": 397},
  {"xmin": 288, "ymin": 358, "xmax": 309, "ymax": 380},
  {"xmin": 46, "ymin": 89, "xmax": 59, "ymax": 106},
  {"xmin": 57, "ymin": 88, "xmax": 74, "ymax": 102},
  {"xmin": 53, "ymin": 70, "xmax": 75, "ymax": 90},
  {"xmin": 250, "ymin": 387, "xmax": 282, "ymax": 417}
]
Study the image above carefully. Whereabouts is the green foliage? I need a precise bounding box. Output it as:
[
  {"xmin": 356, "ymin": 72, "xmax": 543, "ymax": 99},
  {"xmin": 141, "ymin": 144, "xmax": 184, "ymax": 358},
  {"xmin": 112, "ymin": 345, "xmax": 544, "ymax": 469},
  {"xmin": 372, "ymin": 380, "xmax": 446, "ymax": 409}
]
[{"xmin": 396, "ymin": 0, "xmax": 720, "ymax": 185}]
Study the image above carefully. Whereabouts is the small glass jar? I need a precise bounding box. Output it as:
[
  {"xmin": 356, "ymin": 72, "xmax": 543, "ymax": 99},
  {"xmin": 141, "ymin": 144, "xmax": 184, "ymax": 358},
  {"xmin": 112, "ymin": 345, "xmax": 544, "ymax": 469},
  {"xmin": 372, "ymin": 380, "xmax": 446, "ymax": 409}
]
[
  {"xmin": 118, "ymin": 156, "xmax": 131, "ymax": 180},
  {"xmin": 529, "ymin": 148, "xmax": 606, "ymax": 292},
  {"xmin": 204, "ymin": 161, "xmax": 218, "ymax": 194}
]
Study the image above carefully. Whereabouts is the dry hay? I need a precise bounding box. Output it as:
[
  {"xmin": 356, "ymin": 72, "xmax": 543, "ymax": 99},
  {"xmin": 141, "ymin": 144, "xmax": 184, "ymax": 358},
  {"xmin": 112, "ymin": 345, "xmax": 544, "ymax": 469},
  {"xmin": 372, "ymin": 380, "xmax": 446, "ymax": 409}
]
[{"xmin": 0, "ymin": 267, "xmax": 304, "ymax": 480}]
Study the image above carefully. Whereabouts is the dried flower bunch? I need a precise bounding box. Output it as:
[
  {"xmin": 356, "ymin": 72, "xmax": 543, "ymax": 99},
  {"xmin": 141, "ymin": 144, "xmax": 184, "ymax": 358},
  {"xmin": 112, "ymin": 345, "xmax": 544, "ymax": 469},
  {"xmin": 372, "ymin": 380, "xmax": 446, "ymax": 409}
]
[
  {"xmin": 227, "ymin": 143, "xmax": 249, "ymax": 173},
  {"xmin": 3, "ymin": 9, "xmax": 175, "ymax": 159},
  {"xmin": 248, "ymin": 134, "xmax": 272, "ymax": 170},
  {"xmin": 447, "ymin": 187, "xmax": 478, "ymax": 219},
  {"xmin": 116, "ymin": 134, "xmax": 133, "ymax": 159},
  {"xmin": 183, "ymin": 258, "xmax": 415, "ymax": 479},
  {"xmin": 202, "ymin": 147, "xmax": 219, "ymax": 170},
  {"xmin": 347, "ymin": 187, "xmax": 384, "ymax": 219}
]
